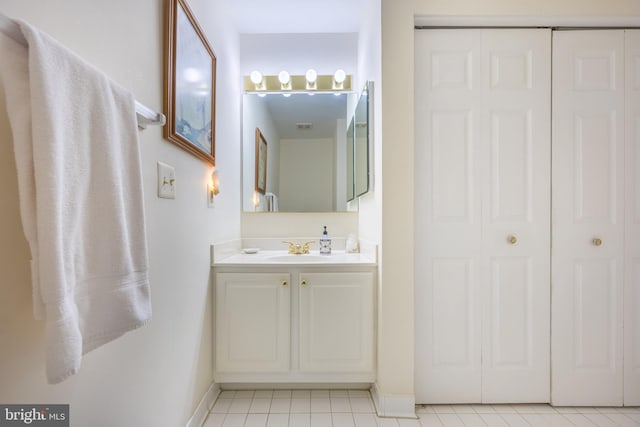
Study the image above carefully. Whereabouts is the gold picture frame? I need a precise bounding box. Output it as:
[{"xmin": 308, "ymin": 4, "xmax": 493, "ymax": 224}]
[
  {"xmin": 164, "ymin": 0, "xmax": 216, "ymax": 164},
  {"xmin": 255, "ymin": 128, "xmax": 268, "ymax": 194}
]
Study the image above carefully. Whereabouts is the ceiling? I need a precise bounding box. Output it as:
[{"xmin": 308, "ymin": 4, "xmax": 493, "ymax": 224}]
[
  {"xmin": 253, "ymin": 93, "xmax": 348, "ymax": 139},
  {"xmin": 228, "ymin": 0, "xmax": 366, "ymax": 34}
]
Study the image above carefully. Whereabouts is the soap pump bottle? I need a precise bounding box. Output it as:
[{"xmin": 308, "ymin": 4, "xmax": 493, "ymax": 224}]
[{"xmin": 319, "ymin": 226, "xmax": 331, "ymax": 255}]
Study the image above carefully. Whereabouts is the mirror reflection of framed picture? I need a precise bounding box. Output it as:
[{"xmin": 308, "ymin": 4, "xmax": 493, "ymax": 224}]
[
  {"xmin": 255, "ymin": 128, "xmax": 268, "ymax": 194},
  {"xmin": 164, "ymin": 0, "xmax": 216, "ymax": 164}
]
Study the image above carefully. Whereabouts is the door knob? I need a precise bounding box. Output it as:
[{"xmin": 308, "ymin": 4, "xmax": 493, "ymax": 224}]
[
  {"xmin": 507, "ymin": 235, "xmax": 518, "ymax": 245},
  {"xmin": 301, "ymin": 279, "xmax": 308, "ymax": 286},
  {"xmin": 281, "ymin": 280, "xmax": 288, "ymax": 286},
  {"xmin": 592, "ymin": 238, "xmax": 603, "ymax": 246}
]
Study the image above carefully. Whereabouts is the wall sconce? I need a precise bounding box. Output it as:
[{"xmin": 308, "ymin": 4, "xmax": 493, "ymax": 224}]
[
  {"xmin": 253, "ymin": 190, "xmax": 260, "ymax": 210},
  {"xmin": 208, "ymin": 167, "xmax": 219, "ymax": 207},
  {"xmin": 244, "ymin": 70, "xmax": 352, "ymax": 93}
]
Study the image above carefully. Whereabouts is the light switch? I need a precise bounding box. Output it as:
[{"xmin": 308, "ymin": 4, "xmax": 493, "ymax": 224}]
[{"xmin": 157, "ymin": 161, "xmax": 176, "ymax": 199}]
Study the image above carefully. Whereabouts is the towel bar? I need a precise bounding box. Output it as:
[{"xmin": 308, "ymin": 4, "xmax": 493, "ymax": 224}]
[
  {"xmin": 135, "ymin": 101, "xmax": 167, "ymax": 129},
  {"xmin": 0, "ymin": 13, "xmax": 166, "ymax": 129}
]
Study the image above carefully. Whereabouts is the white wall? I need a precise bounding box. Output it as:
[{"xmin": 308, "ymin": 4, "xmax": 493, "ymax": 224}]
[
  {"xmin": 379, "ymin": 0, "xmax": 640, "ymax": 406},
  {"xmin": 279, "ymin": 138, "xmax": 334, "ymax": 212},
  {"xmin": 239, "ymin": 33, "xmax": 358, "ymax": 77},
  {"xmin": 0, "ymin": 0, "xmax": 241, "ymax": 426},
  {"xmin": 241, "ymin": 212, "xmax": 358, "ymax": 239},
  {"xmin": 355, "ymin": 1, "xmax": 381, "ymax": 243}
]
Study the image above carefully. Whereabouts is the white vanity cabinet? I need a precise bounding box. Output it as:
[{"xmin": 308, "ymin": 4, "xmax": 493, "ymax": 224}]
[{"xmin": 213, "ymin": 266, "xmax": 376, "ymax": 384}]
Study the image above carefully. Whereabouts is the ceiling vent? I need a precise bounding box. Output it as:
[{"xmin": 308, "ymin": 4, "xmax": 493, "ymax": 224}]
[{"xmin": 296, "ymin": 123, "xmax": 313, "ymax": 130}]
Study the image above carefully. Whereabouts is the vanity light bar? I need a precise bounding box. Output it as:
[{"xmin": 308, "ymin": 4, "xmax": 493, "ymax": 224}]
[{"xmin": 244, "ymin": 74, "xmax": 352, "ymax": 93}]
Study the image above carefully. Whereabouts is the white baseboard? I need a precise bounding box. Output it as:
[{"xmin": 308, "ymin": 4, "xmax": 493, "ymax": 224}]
[
  {"xmin": 186, "ymin": 382, "xmax": 220, "ymax": 427},
  {"xmin": 370, "ymin": 383, "xmax": 417, "ymax": 419}
]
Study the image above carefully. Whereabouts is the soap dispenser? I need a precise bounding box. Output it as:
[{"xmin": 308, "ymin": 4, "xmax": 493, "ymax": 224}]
[{"xmin": 319, "ymin": 226, "xmax": 331, "ymax": 255}]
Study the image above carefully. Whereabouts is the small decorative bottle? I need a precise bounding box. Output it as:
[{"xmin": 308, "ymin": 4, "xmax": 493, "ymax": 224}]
[{"xmin": 319, "ymin": 226, "xmax": 331, "ymax": 255}]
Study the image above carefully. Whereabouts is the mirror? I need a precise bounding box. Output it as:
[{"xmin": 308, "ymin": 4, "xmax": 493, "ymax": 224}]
[
  {"xmin": 346, "ymin": 82, "xmax": 371, "ymax": 201},
  {"xmin": 355, "ymin": 82, "xmax": 370, "ymax": 197},
  {"xmin": 242, "ymin": 92, "xmax": 357, "ymax": 212},
  {"xmin": 346, "ymin": 119, "xmax": 355, "ymax": 202}
]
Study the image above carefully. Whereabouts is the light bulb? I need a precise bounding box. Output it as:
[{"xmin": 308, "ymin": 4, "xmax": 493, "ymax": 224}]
[
  {"xmin": 305, "ymin": 69, "xmax": 317, "ymax": 83},
  {"xmin": 334, "ymin": 69, "xmax": 346, "ymax": 84},
  {"xmin": 209, "ymin": 167, "xmax": 219, "ymax": 196},
  {"xmin": 250, "ymin": 70, "xmax": 263, "ymax": 85},
  {"xmin": 278, "ymin": 70, "xmax": 290, "ymax": 85}
]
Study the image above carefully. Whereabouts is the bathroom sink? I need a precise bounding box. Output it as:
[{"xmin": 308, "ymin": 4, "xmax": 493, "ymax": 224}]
[{"xmin": 267, "ymin": 255, "xmax": 328, "ymax": 263}]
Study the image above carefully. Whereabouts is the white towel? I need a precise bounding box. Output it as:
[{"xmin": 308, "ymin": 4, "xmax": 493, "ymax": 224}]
[
  {"xmin": 0, "ymin": 19, "xmax": 151, "ymax": 384},
  {"xmin": 265, "ymin": 192, "xmax": 279, "ymax": 212}
]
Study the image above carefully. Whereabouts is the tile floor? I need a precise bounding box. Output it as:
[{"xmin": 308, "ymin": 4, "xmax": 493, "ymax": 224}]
[{"xmin": 201, "ymin": 390, "xmax": 640, "ymax": 427}]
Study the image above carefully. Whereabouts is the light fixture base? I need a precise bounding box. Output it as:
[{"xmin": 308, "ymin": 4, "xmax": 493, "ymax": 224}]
[{"xmin": 244, "ymin": 74, "xmax": 352, "ymax": 93}]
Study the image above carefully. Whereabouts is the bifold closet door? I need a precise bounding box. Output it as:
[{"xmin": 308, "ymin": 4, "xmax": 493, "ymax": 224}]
[
  {"xmin": 551, "ymin": 30, "xmax": 625, "ymax": 406},
  {"xmin": 625, "ymin": 30, "xmax": 640, "ymax": 406},
  {"xmin": 414, "ymin": 29, "xmax": 551, "ymax": 404}
]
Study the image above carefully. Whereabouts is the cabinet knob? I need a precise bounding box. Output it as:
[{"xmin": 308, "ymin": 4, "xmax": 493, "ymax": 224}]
[
  {"xmin": 593, "ymin": 237, "xmax": 603, "ymax": 247},
  {"xmin": 281, "ymin": 280, "xmax": 288, "ymax": 286},
  {"xmin": 508, "ymin": 235, "xmax": 518, "ymax": 245},
  {"xmin": 301, "ymin": 280, "xmax": 308, "ymax": 286}
]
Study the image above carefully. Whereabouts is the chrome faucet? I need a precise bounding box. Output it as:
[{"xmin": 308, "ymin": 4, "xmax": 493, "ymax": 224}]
[{"xmin": 283, "ymin": 241, "xmax": 315, "ymax": 254}]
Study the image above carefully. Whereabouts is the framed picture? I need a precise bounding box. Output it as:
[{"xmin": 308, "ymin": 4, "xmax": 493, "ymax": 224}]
[
  {"xmin": 164, "ymin": 0, "xmax": 216, "ymax": 164},
  {"xmin": 255, "ymin": 128, "xmax": 268, "ymax": 194}
]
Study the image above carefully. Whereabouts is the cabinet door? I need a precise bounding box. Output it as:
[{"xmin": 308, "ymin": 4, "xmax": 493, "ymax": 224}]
[
  {"xmin": 625, "ymin": 29, "xmax": 640, "ymax": 406},
  {"xmin": 298, "ymin": 272, "xmax": 374, "ymax": 373},
  {"xmin": 552, "ymin": 30, "xmax": 625, "ymax": 406},
  {"xmin": 215, "ymin": 273, "xmax": 291, "ymax": 373}
]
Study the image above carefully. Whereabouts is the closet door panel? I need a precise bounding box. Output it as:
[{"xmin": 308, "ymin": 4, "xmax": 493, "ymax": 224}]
[
  {"xmin": 432, "ymin": 258, "xmax": 477, "ymax": 368},
  {"xmin": 481, "ymin": 29, "xmax": 551, "ymax": 403},
  {"xmin": 489, "ymin": 110, "xmax": 533, "ymax": 222},
  {"xmin": 552, "ymin": 30, "xmax": 625, "ymax": 406},
  {"xmin": 625, "ymin": 29, "xmax": 640, "ymax": 406},
  {"xmin": 431, "ymin": 110, "xmax": 474, "ymax": 222},
  {"xmin": 415, "ymin": 29, "xmax": 482, "ymax": 403}
]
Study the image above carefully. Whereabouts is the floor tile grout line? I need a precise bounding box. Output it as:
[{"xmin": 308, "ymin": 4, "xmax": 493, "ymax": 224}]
[{"xmin": 205, "ymin": 392, "xmax": 640, "ymax": 427}]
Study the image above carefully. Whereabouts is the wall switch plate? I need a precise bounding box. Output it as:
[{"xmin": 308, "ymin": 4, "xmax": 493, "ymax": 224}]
[{"xmin": 157, "ymin": 161, "xmax": 176, "ymax": 199}]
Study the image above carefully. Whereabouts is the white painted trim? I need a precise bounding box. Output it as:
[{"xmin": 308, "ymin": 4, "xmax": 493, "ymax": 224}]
[
  {"xmin": 185, "ymin": 382, "xmax": 220, "ymax": 427},
  {"xmin": 414, "ymin": 15, "xmax": 640, "ymax": 28},
  {"xmin": 370, "ymin": 383, "xmax": 417, "ymax": 419}
]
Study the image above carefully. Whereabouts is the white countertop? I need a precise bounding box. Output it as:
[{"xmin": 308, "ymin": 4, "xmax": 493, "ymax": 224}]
[{"xmin": 213, "ymin": 250, "xmax": 376, "ymax": 267}]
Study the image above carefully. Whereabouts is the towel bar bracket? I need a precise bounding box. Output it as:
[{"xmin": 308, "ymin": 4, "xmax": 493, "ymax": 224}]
[{"xmin": 135, "ymin": 101, "xmax": 167, "ymax": 129}]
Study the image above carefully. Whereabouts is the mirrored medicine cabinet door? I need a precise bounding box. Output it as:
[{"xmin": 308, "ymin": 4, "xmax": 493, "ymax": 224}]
[{"xmin": 241, "ymin": 82, "xmax": 371, "ymax": 212}]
